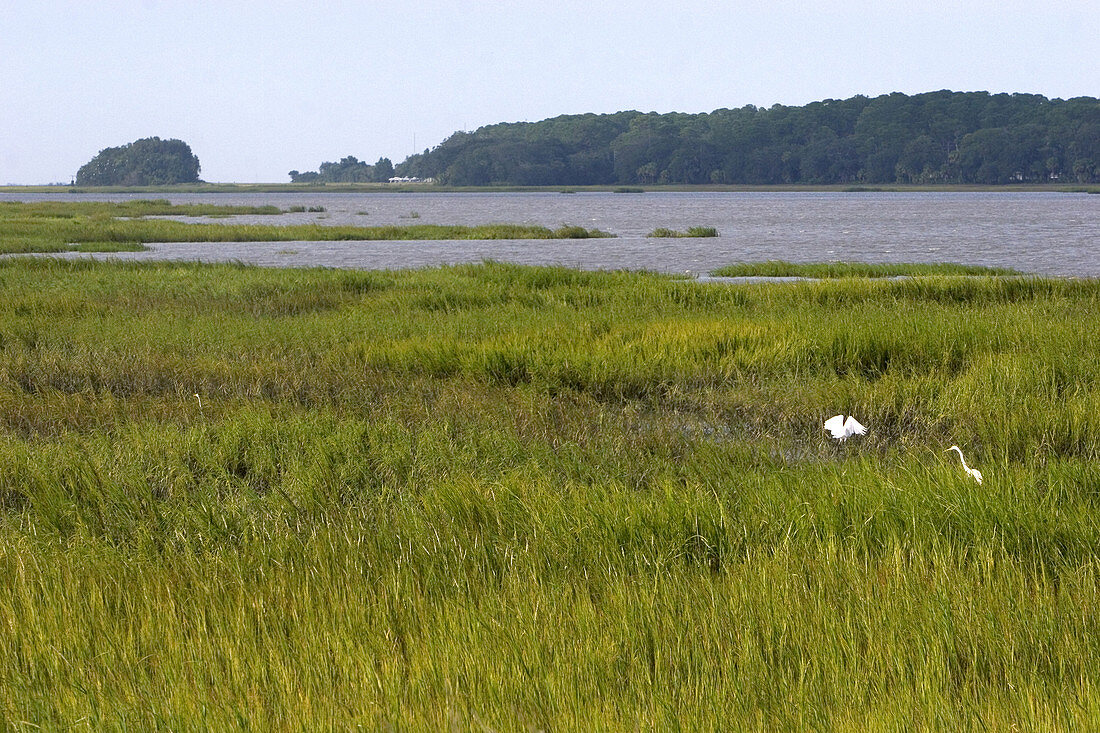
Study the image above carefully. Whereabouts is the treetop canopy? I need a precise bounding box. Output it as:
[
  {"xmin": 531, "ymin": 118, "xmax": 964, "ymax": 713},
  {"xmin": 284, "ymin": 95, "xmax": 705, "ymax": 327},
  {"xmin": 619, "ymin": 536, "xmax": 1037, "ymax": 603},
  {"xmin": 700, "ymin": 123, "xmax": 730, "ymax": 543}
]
[{"xmin": 76, "ymin": 137, "xmax": 201, "ymax": 186}]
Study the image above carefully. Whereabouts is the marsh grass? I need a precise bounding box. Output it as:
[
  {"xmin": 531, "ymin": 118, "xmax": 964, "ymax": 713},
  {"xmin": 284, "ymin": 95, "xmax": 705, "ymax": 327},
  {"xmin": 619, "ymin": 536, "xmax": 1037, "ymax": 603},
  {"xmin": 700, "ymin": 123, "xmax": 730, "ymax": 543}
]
[
  {"xmin": 712, "ymin": 260, "xmax": 1024, "ymax": 278},
  {"xmin": 1, "ymin": 258, "xmax": 1099, "ymax": 727},
  {"xmin": 648, "ymin": 226, "xmax": 719, "ymax": 237},
  {"xmin": 0, "ymin": 201, "xmax": 612, "ymax": 255}
]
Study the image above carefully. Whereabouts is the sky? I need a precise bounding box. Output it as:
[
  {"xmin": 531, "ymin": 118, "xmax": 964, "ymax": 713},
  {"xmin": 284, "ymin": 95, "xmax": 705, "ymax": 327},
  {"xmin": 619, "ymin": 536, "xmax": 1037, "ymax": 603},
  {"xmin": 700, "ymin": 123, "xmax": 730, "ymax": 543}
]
[{"xmin": 2, "ymin": 1, "xmax": 1097, "ymax": 184}]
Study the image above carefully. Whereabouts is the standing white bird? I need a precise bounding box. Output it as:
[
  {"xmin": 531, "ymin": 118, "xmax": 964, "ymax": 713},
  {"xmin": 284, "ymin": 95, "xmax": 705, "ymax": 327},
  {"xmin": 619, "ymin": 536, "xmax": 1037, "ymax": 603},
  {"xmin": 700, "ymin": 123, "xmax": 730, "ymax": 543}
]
[
  {"xmin": 946, "ymin": 445, "xmax": 983, "ymax": 484},
  {"xmin": 824, "ymin": 414, "xmax": 867, "ymax": 441}
]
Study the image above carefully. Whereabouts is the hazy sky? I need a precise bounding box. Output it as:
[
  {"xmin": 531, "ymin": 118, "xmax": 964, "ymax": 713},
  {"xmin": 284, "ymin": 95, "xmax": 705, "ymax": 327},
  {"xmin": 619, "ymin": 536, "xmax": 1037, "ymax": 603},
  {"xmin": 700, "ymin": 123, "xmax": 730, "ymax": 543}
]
[{"xmin": 3, "ymin": 1, "xmax": 1097, "ymax": 184}]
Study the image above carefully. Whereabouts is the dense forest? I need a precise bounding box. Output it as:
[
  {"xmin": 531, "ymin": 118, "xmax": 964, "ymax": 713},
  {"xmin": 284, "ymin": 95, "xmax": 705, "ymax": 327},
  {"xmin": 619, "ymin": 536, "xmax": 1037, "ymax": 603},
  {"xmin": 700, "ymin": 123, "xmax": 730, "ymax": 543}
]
[
  {"xmin": 359, "ymin": 91, "xmax": 1098, "ymax": 186},
  {"xmin": 76, "ymin": 137, "xmax": 201, "ymax": 186}
]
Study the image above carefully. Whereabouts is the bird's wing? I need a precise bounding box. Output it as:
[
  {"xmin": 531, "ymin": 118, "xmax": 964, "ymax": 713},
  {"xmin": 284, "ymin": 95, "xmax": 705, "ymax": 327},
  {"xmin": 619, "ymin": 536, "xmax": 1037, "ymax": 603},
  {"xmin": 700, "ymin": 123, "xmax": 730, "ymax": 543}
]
[
  {"xmin": 823, "ymin": 415, "xmax": 845, "ymax": 438},
  {"xmin": 844, "ymin": 416, "xmax": 867, "ymax": 435}
]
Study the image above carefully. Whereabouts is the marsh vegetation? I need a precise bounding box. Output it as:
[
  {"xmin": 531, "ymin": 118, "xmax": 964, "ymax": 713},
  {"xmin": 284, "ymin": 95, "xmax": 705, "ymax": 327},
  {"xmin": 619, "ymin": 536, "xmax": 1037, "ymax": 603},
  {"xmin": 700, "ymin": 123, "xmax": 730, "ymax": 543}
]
[
  {"xmin": 0, "ymin": 200, "xmax": 613, "ymax": 255},
  {"xmin": 0, "ymin": 256, "xmax": 1098, "ymax": 727},
  {"xmin": 648, "ymin": 226, "xmax": 719, "ymax": 238},
  {"xmin": 711, "ymin": 261, "xmax": 1024, "ymax": 278}
]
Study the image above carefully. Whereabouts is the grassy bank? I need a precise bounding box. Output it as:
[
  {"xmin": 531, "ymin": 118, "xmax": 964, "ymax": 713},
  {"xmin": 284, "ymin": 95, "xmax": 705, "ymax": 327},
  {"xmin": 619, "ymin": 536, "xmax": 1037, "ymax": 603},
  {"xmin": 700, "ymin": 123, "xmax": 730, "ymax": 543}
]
[
  {"xmin": 0, "ymin": 200, "xmax": 612, "ymax": 254},
  {"xmin": 1, "ymin": 258, "xmax": 1099, "ymax": 727}
]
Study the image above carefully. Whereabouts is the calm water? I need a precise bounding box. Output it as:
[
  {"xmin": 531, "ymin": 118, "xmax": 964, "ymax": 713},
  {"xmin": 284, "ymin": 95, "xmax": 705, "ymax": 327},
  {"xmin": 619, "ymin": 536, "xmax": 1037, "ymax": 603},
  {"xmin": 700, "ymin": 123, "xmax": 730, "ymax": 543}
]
[{"xmin": 4, "ymin": 191, "xmax": 1098, "ymax": 276}]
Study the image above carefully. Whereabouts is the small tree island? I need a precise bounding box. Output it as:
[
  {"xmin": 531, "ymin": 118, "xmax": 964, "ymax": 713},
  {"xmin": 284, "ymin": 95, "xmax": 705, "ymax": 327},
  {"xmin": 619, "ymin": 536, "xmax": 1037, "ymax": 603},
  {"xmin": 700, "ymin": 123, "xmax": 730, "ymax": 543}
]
[{"xmin": 76, "ymin": 137, "xmax": 201, "ymax": 186}]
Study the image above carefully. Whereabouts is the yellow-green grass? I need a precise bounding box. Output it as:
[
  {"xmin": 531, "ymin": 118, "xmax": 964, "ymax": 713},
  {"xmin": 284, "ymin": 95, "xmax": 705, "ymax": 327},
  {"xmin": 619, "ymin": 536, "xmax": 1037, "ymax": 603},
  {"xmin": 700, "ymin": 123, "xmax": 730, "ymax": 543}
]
[
  {"xmin": 712, "ymin": 260, "xmax": 1024, "ymax": 278},
  {"xmin": 0, "ymin": 200, "xmax": 613, "ymax": 255},
  {"xmin": 1, "ymin": 257, "xmax": 1099, "ymax": 727}
]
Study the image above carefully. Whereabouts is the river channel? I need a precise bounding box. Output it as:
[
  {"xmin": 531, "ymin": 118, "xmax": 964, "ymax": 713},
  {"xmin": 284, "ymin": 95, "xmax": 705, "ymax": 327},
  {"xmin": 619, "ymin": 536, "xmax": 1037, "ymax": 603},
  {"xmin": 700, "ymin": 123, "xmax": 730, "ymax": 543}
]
[{"xmin": 4, "ymin": 191, "xmax": 1097, "ymax": 276}]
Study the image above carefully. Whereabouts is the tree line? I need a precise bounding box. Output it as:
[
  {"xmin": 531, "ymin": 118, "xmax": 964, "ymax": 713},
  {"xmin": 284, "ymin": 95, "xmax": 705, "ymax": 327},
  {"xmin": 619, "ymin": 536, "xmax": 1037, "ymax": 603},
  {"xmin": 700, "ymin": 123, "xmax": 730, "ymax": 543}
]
[
  {"xmin": 386, "ymin": 91, "xmax": 1098, "ymax": 186},
  {"xmin": 288, "ymin": 156, "xmax": 394, "ymax": 183}
]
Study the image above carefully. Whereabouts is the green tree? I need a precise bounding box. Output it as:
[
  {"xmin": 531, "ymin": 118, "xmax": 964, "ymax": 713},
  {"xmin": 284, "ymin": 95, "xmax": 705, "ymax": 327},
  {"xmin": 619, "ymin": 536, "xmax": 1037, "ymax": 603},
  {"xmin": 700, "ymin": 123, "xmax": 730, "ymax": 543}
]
[
  {"xmin": 895, "ymin": 135, "xmax": 945, "ymax": 182},
  {"xmin": 372, "ymin": 157, "xmax": 395, "ymax": 182},
  {"xmin": 76, "ymin": 137, "xmax": 200, "ymax": 186}
]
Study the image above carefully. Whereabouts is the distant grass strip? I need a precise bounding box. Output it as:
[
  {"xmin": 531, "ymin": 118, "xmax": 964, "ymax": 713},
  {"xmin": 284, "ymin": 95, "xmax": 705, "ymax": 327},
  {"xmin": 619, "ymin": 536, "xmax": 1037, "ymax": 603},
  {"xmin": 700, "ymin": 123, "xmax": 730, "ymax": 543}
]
[
  {"xmin": 0, "ymin": 200, "xmax": 613, "ymax": 254},
  {"xmin": 711, "ymin": 260, "xmax": 1024, "ymax": 278},
  {"xmin": 648, "ymin": 226, "xmax": 719, "ymax": 238},
  {"xmin": 4, "ymin": 198, "xmax": 286, "ymax": 218}
]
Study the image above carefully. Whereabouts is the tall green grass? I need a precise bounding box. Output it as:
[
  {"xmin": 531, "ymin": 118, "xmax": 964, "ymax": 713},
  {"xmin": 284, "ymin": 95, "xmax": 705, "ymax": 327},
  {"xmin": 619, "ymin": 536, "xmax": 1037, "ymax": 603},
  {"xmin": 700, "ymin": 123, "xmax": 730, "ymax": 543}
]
[
  {"xmin": 0, "ymin": 258, "xmax": 1099, "ymax": 727},
  {"xmin": 711, "ymin": 260, "xmax": 1024, "ymax": 277}
]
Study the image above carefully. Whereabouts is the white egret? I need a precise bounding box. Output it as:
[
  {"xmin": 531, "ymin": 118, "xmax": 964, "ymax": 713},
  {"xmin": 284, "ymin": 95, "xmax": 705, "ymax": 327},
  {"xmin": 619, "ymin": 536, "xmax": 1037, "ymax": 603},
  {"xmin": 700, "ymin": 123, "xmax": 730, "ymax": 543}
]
[
  {"xmin": 946, "ymin": 445, "xmax": 983, "ymax": 484},
  {"xmin": 824, "ymin": 414, "xmax": 866, "ymax": 441}
]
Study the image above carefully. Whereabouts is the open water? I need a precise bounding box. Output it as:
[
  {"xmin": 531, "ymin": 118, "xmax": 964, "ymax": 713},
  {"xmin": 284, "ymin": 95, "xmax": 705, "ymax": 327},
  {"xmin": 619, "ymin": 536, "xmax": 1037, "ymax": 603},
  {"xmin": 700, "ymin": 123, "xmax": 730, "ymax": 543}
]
[{"xmin": 4, "ymin": 191, "xmax": 1097, "ymax": 276}]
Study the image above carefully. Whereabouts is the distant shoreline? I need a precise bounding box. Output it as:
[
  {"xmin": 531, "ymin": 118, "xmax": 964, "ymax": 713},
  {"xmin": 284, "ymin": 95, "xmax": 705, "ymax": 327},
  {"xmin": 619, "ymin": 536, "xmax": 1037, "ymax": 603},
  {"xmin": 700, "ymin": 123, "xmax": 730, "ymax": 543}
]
[{"xmin": 2, "ymin": 182, "xmax": 1098, "ymax": 195}]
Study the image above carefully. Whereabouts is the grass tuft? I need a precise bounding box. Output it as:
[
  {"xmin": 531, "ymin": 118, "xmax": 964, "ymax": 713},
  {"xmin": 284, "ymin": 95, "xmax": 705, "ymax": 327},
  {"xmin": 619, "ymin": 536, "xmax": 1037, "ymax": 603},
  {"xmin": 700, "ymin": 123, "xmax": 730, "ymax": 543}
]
[{"xmin": 648, "ymin": 226, "xmax": 719, "ymax": 237}]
